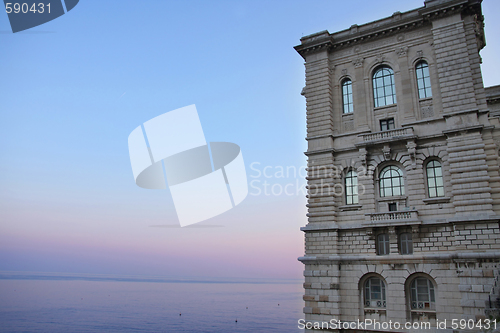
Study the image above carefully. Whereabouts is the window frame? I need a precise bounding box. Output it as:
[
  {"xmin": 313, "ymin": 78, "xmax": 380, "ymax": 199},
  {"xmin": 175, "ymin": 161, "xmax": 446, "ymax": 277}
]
[
  {"xmin": 410, "ymin": 277, "xmax": 436, "ymax": 311},
  {"xmin": 373, "ymin": 66, "xmax": 397, "ymax": 108},
  {"xmin": 426, "ymin": 160, "xmax": 445, "ymax": 198},
  {"xmin": 379, "ymin": 165, "xmax": 405, "ymax": 197},
  {"xmin": 377, "ymin": 233, "xmax": 390, "ymax": 255},
  {"xmin": 399, "ymin": 232, "xmax": 413, "ymax": 255},
  {"xmin": 380, "ymin": 118, "xmax": 395, "ymax": 131},
  {"xmin": 345, "ymin": 170, "xmax": 359, "ymax": 205},
  {"xmin": 364, "ymin": 277, "xmax": 387, "ymax": 308},
  {"xmin": 415, "ymin": 61, "xmax": 432, "ymax": 99},
  {"xmin": 342, "ymin": 78, "xmax": 354, "ymax": 114}
]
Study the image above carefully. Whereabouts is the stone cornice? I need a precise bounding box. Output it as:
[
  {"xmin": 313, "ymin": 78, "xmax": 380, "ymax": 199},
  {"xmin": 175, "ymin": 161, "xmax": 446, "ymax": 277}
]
[
  {"xmin": 294, "ymin": 0, "xmax": 483, "ymax": 59},
  {"xmin": 298, "ymin": 251, "xmax": 500, "ymax": 264}
]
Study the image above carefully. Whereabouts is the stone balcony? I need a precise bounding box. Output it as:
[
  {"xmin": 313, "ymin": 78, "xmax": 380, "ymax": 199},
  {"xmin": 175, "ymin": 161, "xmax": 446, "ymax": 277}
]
[
  {"xmin": 364, "ymin": 210, "xmax": 420, "ymax": 227},
  {"xmin": 356, "ymin": 127, "xmax": 416, "ymax": 146}
]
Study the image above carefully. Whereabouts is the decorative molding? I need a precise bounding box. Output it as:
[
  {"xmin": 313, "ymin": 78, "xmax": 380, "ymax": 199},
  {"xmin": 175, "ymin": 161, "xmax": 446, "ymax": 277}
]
[
  {"xmin": 359, "ymin": 147, "xmax": 368, "ymax": 166},
  {"xmin": 353, "ymin": 58, "xmax": 364, "ymax": 68},
  {"xmin": 375, "ymin": 54, "xmax": 385, "ymax": 64},
  {"xmin": 341, "ymin": 68, "xmax": 348, "ymax": 75},
  {"xmin": 406, "ymin": 140, "xmax": 417, "ymax": 169},
  {"xmin": 382, "ymin": 144, "xmax": 391, "ymax": 160},
  {"xmin": 343, "ymin": 120, "xmax": 354, "ymax": 132},
  {"xmin": 396, "ymin": 46, "xmax": 408, "ymax": 57}
]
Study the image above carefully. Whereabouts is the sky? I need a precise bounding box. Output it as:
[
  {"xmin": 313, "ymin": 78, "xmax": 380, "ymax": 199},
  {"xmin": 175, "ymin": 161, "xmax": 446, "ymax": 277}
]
[{"xmin": 1, "ymin": 0, "xmax": 499, "ymax": 280}]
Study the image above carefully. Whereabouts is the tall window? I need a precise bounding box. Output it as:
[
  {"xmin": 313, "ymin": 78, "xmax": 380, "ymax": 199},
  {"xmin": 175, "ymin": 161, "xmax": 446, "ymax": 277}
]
[
  {"xmin": 379, "ymin": 166, "xmax": 404, "ymax": 197},
  {"xmin": 342, "ymin": 79, "xmax": 353, "ymax": 113},
  {"xmin": 345, "ymin": 170, "xmax": 358, "ymax": 205},
  {"xmin": 373, "ymin": 66, "xmax": 396, "ymax": 107},
  {"xmin": 364, "ymin": 277, "xmax": 386, "ymax": 308},
  {"xmin": 410, "ymin": 278, "xmax": 435, "ymax": 311},
  {"xmin": 426, "ymin": 160, "xmax": 444, "ymax": 198},
  {"xmin": 416, "ymin": 61, "xmax": 432, "ymax": 99},
  {"xmin": 399, "ymin": 233, "xmax": 413, "ymax": 255},
  {"xmin": 377, "ymin": 233, "xmax": 390, "ymax": 255}
]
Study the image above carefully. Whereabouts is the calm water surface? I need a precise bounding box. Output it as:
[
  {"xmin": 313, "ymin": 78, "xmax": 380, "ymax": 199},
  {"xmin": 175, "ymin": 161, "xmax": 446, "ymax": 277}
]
[{"xmin": 0, "ymin": 273, "xmax": 305, "ymax": 332}]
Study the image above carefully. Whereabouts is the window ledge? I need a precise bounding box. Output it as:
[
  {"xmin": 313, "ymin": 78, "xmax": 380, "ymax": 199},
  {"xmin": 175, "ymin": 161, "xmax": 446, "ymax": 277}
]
[
  {"xmin": 373, "ymin": 104, "xmax": 397, "ymax": 111},
  {"xmin": 423, "ymin": 197, "xmax": 450, "ymax": 204},
  {"xmin": 339, "ymin": 204, "xmax": 362, "ymax": 211},
  {"xmin": 418, "ymin": 97, "xmax": 433, "ymax": 102},
  {"xmin": 364, "ymin": 308, "xmax": 386, "ymax": 313},
  {"xmin": 377, "ymin": 196, "xmax": 408, "ymax": 203},
  {"xmin": 410, "ymin": 309, "xmax": 436, "ymax": 314}
]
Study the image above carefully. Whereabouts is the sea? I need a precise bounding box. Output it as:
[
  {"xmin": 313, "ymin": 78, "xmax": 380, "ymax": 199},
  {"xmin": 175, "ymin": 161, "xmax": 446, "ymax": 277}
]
[{"xmin": 0, "ymin": 272, "xmax": 306, "ymax": 333}]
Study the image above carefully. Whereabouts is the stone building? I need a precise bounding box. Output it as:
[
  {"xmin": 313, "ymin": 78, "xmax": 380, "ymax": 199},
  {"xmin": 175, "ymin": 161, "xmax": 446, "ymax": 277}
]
[{"xmin": 294, "ymin": 0, "xmax": 500, "ymax": 329}]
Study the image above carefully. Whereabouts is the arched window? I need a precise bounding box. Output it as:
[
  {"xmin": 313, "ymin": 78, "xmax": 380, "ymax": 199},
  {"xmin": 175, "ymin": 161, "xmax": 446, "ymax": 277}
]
[
  {"xmin": 345, "ymin": 170, "xmax": 358, "ymax": 204},
  {"xmin": 342, "ymin": 79, "xmax": 353, "ymax": 113},
  {"xmin": 379, "ymin": 166, "xmax": 404, "ymax": 197},
  {"xmin": 399, "ymin": 233, "xmax": 413, "ymax": 255},
  {"xmin": 364, "ymin": 277, "xmax": 386, "ymax": 308},
  {"xmin": 373, "ymin": 66, "xmax": 396, "ymax": 107},
  {"xmin": 377, "ymin": 233, "xmax": 390, "ymax": 255},
  {"xmin": 426, "ymin": 160, "xmax": 444, "ymax": 198},
  {"xmin": 415, "ymin": 61, "xmax": 432, "ymax": 99},
  {"xmin": 410, "ymin": 278, "xmax": 435, "ymax": 311}
]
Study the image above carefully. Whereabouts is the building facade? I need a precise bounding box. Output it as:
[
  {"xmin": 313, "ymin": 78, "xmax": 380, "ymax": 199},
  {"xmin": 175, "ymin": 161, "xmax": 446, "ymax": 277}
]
[{"xmin": 295, "ymin": 0, "xmax": 500, "ymax": 329}]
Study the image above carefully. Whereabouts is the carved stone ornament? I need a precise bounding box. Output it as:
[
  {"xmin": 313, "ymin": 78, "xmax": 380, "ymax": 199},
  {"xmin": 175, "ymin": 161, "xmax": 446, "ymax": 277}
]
[
  {"xmin": 301, "ymin": 87, "xmax": 307, "ymax": 96},
  {"xmin": 359, "ymin": 147, "xmax": 368, "ymax": 166},
  {"xmin": 375, "ymin": 54, "xmax": 384, "ymax": 64},
  {"xmin": 382, "ymin": 145, "xmax": 391, "ymax": 160},
  {"xmin": 473, "ymin": 13, "xmax": 486, "ymax": 51},
  {"xmin": 353, "ymin": 58, "xmax": 364, "ymax": 68},
  {"xmin": 396, "ymin": 46, "xmax": 408, "ymax": 57},
  {"xmin": 406, "ymin": 140, "xmax": 417, "ymax": 169},
  {"xmin": 416, "ymin": 50, "xmax": 423, "ymax": 59},
  {"xmin": 341, "ymin": 69, "xmax": 348, "ymax": 75},
  {"xmin": 329, "ymin": 64, "xmax": 336, "ymax": 75}
]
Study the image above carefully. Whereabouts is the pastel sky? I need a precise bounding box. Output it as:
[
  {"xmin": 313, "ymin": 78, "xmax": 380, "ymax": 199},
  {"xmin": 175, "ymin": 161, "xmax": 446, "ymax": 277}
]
[{"xmin": 1, "ymin": 0, "xmax": 499, "ymax": 280}]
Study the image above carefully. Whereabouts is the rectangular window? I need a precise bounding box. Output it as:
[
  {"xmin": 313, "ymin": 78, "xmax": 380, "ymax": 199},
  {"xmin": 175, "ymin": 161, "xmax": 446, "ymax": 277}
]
[
  {"xmin": 377, "ymin": 233, "xmax": 390, "ymax": 255},
  {"xmin": 380, "ymin": 118, "xmax": 395, "ymax": 131},
  {"xmin": 388, "ymin": 203, "xmax": 397, "ymax": 211},
  {"xmin": 399, "ymin": 233, "xmax": 413, "ymax": 255}
]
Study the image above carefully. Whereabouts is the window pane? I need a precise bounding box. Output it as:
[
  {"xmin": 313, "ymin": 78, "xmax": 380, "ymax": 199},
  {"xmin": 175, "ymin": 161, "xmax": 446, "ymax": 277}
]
[
  {"xmin": 384, "ymin": 76, "xmax": 392, "ymax": 86},
  {"xmin": 392, "ymin": 177, "xmax": 400, "ymax": 187},
  {"xmin": 426, "ymin": 87, "xmax": 432, "ymax": 97},
  {"xmin": 424, "ymin": 77, "xmax": 431, "ymax": 88},
  {"xmin": 436, "ymin": 177, "xmax": 443, "ymax": 187},
  {"xmin": 422, "ymin": 65, "xmax": 430, "ymax": 77},
  {"xmin": 437, "ymin": 187, "xmax": 445, "ymax": 197},
  {"xmin": 393, "ymin": 187, "xmax": 401, "ymax": 196}
]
